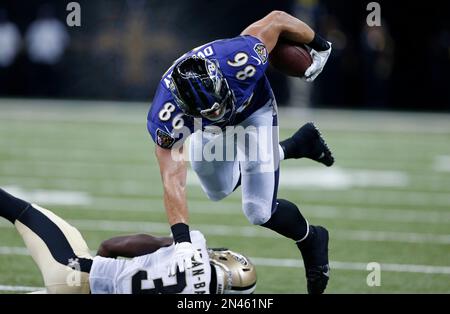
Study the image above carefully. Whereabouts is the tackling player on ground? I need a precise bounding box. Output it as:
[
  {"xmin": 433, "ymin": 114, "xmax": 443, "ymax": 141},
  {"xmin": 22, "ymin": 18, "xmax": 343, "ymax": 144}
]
[
  {"xmin": 0, "ymin": 188, "xmax": 256, "ymax": 294},
  {"xmin": 147, "ymin": 10, "xmax": 333, "ymax": 294}
]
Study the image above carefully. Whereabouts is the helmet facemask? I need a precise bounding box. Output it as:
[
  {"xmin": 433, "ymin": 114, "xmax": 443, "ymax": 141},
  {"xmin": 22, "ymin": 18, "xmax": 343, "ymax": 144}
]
[{"xmin": 170, "ymin": 56, "xmax": 236, "ymax": 123}]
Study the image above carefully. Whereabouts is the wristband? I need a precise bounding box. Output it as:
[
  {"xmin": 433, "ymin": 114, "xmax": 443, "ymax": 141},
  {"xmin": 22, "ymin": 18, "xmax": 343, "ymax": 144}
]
[
  {"xmin": 171, "ymin": 223, "xmax": 191, "ymax": 243},
  {"xmin": 308, "ymin": 33, "xmax": 330, "ymax": 51}
]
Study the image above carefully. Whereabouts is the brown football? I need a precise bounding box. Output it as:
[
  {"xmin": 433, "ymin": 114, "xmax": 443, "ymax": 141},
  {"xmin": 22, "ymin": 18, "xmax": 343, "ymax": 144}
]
[{"xmin": 269, "ymin": 41, "xmax": 313, "ymax": 77}]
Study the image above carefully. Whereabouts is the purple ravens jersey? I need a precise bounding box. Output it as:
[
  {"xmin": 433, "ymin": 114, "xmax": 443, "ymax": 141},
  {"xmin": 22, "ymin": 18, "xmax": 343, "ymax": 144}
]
[{"xmin": 147, "ymin": 35, "xmax": 273, "ymax": 148}]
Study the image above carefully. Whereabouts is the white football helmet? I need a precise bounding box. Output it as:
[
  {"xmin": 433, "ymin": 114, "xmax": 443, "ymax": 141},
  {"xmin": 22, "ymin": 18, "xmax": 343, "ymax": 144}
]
[{"xmin": 208, "ymin": 248, "xmax": 257, "ymax": 294}]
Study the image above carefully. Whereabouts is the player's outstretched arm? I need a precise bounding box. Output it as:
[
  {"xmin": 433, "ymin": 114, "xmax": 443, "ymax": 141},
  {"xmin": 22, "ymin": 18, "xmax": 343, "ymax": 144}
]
[
  {"xmin": 155, "ymin": 145, "xmax": 189, "ymax": 227},
  {"xmin": 155, "ymin": 145, "xmax": 202, "ymax": 275},
  {"xmin": 242, "ymin": 10, "xmax": 332, "ymax": 81},
  {"xmin": 97, "ymin": 234, "xmax": 173, "ymax": 258}
]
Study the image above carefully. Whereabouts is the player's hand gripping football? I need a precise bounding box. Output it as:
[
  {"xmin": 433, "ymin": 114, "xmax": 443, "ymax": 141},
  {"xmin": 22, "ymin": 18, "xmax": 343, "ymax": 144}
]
[
  {"xmin": 304, "ymin": 42, "xmax": 332, "ymax": 82},
  {"xmin": 168, "ymin": 241, "xmax": 202, "ymax": 276}
]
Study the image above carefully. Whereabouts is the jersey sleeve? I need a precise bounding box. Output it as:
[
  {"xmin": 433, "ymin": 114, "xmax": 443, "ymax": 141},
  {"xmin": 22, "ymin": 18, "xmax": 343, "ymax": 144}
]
[
  {"xmin": 220, "ymin": 35, "xmax": 269, "ymax": 78},
  {"xmin": 216, "ymin": 35, "xmax": 269, "ymax": 102},
  {"xmin": 240, "ymin": 34, "xmax": 270, "ymax": 80},
  {"xmin": 147, "ymin": 83, "xmax": 193, "ymax": 149}
]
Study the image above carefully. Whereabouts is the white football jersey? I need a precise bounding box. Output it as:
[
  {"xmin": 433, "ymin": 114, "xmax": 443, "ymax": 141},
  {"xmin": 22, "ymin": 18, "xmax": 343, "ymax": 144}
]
[{"xmin": 89, "ymin": 230, "xmax": 212, "ymax": 294}]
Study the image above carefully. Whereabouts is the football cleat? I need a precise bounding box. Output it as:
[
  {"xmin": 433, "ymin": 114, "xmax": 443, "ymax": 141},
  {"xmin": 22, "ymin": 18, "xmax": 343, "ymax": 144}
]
[
  {"xmin": 280, "ymin": 122, "xmax": 334, "ymax": 167},
  {"xmin": 298, "ymin": 225, "xmax": 330, "ymax": 294}
]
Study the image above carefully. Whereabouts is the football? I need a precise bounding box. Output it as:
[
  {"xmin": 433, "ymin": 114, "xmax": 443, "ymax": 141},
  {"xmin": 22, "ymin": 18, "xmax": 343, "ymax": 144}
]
[{"xmin": 269, "ymin": 40, "xmax": 313, "ymax": 77}]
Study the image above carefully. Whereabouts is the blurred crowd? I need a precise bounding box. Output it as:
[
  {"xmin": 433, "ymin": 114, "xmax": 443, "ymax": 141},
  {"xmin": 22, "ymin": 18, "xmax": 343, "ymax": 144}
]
[
  {"xmin": 0, "ymin": 6, "xmax": 68, "ymax": 97},
  {"xmin": 0, "ymin": 0, "xmax": 448, "ymax": 109}
]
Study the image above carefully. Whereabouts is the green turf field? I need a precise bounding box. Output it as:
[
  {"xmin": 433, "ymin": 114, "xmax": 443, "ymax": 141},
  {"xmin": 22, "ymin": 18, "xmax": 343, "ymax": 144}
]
[{"xmin": 0, "ymin": 99, "xmax": 449, "ymax": 293}]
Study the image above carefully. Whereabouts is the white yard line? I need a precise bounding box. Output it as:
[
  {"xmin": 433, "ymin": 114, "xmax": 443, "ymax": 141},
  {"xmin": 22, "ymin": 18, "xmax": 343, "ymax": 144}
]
[
  {"xmin": 0, "ymin": 246, "xmax": 448, "ymax": 275},
  {"xmin": 1, "ymin": 186, "xmax": 91, "ymax": 206},
  {"xmin": 27, "ymin": 200, "xmax": 450, "ymax": 224},
  {"xmin": 1, "ymin": 219, "xmax": 449, "ymax": 244},
  {"xmin": 279, "ymin": 167, "xmax": 409, "ymax": 189},
  {"xmin": 187, "ymin": 167, "xmax": 411, "ymax": 190},
  {"xmin": 0, "ymin": 177, "xmax": 166, "ymax": 199},
  {"xmin": 0, "ymin": 100, "xmax": 146, "ymax": 124},
  {"xmin": 252, "ymin": 258, "xmax": 450, "ymax": 274},
  {"xmin": 2, "ymin": 100, "xmax": 450, "ymax": 133},
  {"xmin": 0, "ymin": 247, "xmax": 28, "ymax": 255},
  {"xmin": 301, "ymin": 205, "xmax": 450, "ymax": 224},
  {"xmin": 0, "ymin": 172, "xmax": 450, "ymax": 208},
  {"xmin": 0, "ymin": 285, "xmax": 44, "ymax": 292},
  {"xmin": 279, "ymin": 108, "xmax": 450, "ymax": 134},
  {"xmin": 1, "ymin": 184, "xmax": 449, "ymax": 224},
  {"xmin": 41, "ymin": 200, "xmax": 450, "ymax": 224},
  {"xmin": 334, "ymin": 230, "xmax": 450, "ymax": 244},
  {"xmin": 2, "ymin": 173, "xmax": 450, "ymax": 206},
  {"xmin": 67, "ymin": 220, "xmax": 450, "ymax": 244}
]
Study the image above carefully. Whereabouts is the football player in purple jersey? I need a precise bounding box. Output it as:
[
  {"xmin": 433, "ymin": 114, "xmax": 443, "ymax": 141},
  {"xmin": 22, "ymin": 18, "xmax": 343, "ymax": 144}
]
[{"xmin": 147, "ymin": 11, "xmax": 333, "ymax": 294}]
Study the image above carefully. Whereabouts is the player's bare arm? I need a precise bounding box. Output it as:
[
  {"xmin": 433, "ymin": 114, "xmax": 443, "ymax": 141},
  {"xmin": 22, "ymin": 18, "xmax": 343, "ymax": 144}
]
[
  {"xmin": 155, "ymin": 145, "xmax": 201, "ymax": 275},
  {"xmin": 97, "ymin": 234, "xmax": 173, "ymax": 258},
  {"xmin": 155, "ymin": 145, "xmax": 189, "ymax": 226},
  {"xmin": 241, "ymin": 10, "xmax": 315, "ymax": 52}
]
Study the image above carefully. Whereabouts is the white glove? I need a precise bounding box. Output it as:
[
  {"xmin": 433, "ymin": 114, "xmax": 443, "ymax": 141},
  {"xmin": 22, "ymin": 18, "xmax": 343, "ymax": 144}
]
[
  {"xmin": 168, "ymin": 241, "xmax": 202, "ymax": 276},
  {"xmin": 304, "ymin": 42, "xmax": 332, "ymax": 82}
]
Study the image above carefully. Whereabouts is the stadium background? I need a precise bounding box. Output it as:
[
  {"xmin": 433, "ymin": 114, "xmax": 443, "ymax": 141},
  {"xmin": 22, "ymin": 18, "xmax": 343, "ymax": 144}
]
[{"xmin": 0, "ymin": 0, "xmax": 449, "ymax": 293}]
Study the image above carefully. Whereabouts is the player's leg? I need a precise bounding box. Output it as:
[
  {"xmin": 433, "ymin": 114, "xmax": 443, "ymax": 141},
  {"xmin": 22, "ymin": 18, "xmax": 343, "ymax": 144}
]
[
  {"xmin": 0, "ymin": 188, "xmax": 93, "ymax": 293},
  {"xmin": 237, "ymin": 99, "xmax": 281, "ymax": 225},
  {"xmin": 189, "ymin": 130, "xmax": 240, "ymax": 201},
  {"xmin": 279, "ymin": 122, "xmax": 335, "ymax": 167},
  {"xmin": 263, "ymin": 199, "xmax": 330, "ymax": 294},
  {"xmin": 238, "ymin": 100, "xmax": 330, "ymax": 294}
]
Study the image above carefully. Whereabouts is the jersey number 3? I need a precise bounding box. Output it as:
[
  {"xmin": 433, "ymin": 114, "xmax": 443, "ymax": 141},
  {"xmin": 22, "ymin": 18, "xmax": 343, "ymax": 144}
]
[{"xmin": 131, "ymin": 269, "xmax": 187, "ymax": 294}]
